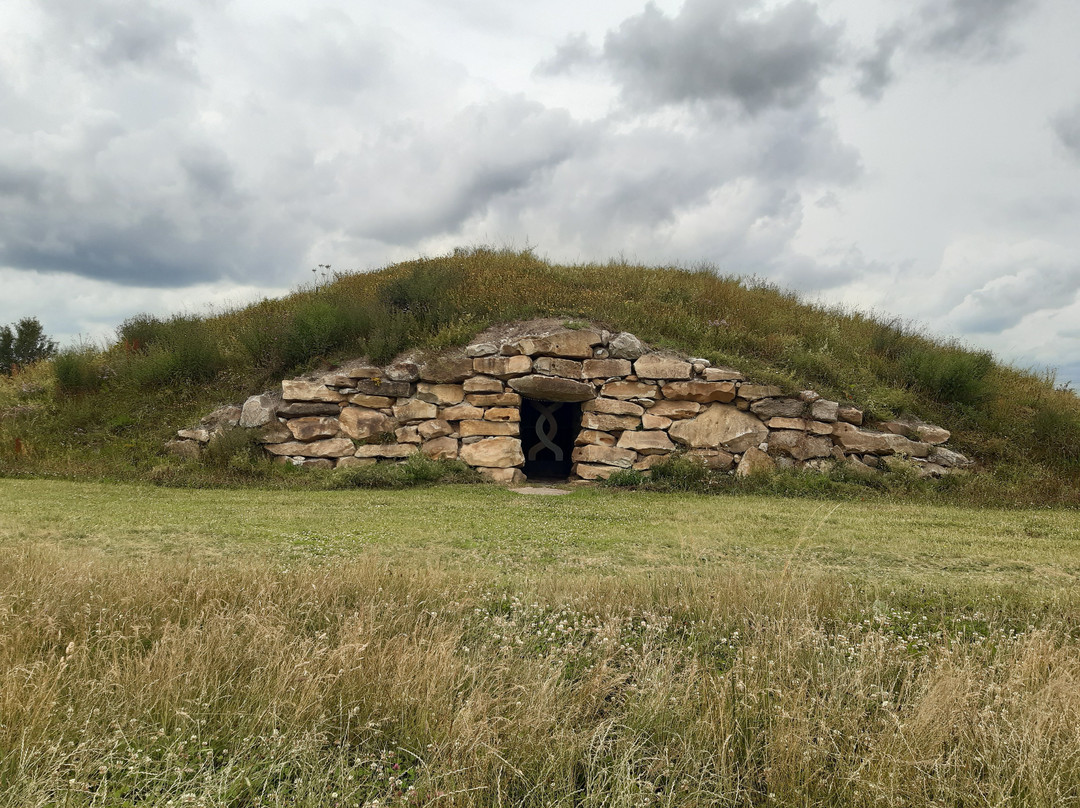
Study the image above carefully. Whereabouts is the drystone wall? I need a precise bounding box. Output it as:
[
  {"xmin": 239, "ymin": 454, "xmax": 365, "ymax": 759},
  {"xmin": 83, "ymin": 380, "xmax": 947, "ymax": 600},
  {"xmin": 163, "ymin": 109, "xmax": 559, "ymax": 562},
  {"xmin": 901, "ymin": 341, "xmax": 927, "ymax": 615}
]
[{"xmin": 170, "ymin": 323, "xmax": 972, "ymax": 482}]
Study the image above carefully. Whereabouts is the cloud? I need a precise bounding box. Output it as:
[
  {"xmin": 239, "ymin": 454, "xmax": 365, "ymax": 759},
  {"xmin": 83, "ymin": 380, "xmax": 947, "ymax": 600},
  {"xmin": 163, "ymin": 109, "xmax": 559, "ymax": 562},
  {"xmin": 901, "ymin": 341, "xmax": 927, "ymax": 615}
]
[
  {"xmin": 1053, "ymin": 103, "xmax": 1080, "ymax": 162},
  {"xmin": 918, "ymin": 0, "xmax": 1035, "ymax": 60},
  {"xmin": 855, "ymin": 27, "xmax": 904, "ymax": 101},
  {"xmin": 558, "ymin": 0, "xmax": 843, "ymax": 116}
]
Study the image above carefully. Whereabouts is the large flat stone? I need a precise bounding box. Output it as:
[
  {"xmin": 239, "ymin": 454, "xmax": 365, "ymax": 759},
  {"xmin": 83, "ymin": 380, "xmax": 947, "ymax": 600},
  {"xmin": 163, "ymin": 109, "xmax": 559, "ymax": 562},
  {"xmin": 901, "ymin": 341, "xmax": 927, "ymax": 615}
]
[
  {"xmin": 460, "ymin": 437, "xmax": 525, "ymax": 468},
  {"xmin": 634, "ymin": 355, "xmax": 692, "ymax": 380},
  {"xmin": 580, "ymin": 413, "xmax": 640, "ymax": 432},
  {"xmin": 735, "ymin": 447, "xmax": 775, "ymax": 477},
  {"xmin": 581, "ymin": 358, "xmax": 632, "ymax": 378},
  {"xmin": 287, "ymin": 416, "xmax": 341, "ymax": 441},
  {"xmin": 514, "ymin": 330, "xmax": 602, "ymax": 359},
  {"xmin": 533, "ymin": 357, "xmax": 584, "ymax": 378},
  {"xmin": 421, "ymin": 436, "xmax": 458, "ymax": 460},
  {"xmin": 265, "ymin": 438, "xmax": 355, "ymax": 458},
  {"xmin": 239, "ymin": 393, "xmax": 280, "ymax": 428},
  {"xmin": 668, "ymin": 403, "xmax": 768, "ymax": 452},
  {"xmin": 648, "ymin": 400, "xmax": 702, "ymax": 419},
  {"xmin": 509, "ymin": 375, "xmax": 596, "ymax": 402},
  {"xmin": 353, "ymin": 379, "xmax": 412, "ymax": 397},
  {"xmin": 571, "ymin": 444, "xmax": 636, "ymax": 468},
  {"xmin": 458, "ymin": 420, "xmax": 520, "ymax": 438},
  {"xmin": 661, "ymin": 381, "xmax": 736, "ymax": 403},
  {"xmin": 473, "ymin": 355, "xmax": 533, "ymax": 379},
  {"xmin": 416, "ymin": 383, "xmax": 465, "ymax": 406},
  {"xmin": 393, "ymin": 399, "xmax": 439, "ymax": 422},
  {"xmin": 737, "ymin": 384, "xmax": 782, "ymax": 401},
  {"xmin": 831, "ymin": 422, "xmax": 890, "ymax": 453},
  {"xmin": 281, "ymin": 380, "xmax": 345, "ymax": 403},
  {"xmin": 766, "ymin": 430, "xmax": 834, "ymax": 461},
  {"xmin": 278, "ymin": 401, "xmax": 341, "ymax": 417},
  {"xmin": 616, "ymin": 431, "xmax": 675, "ymax": 455},
  {"xmin": 418, "ymin": 355, "xmax": 475, "ymax": 383},
  {"xmin": 354, "ymin": 444, "xmax": 419, "ymax": 459},
  {"xmin": 582, "ymin": 397, "xmax": 645, "ymax": 416},
  {"xmin": 600, "ymin": 381, "xmax": 659, "ymax": 400},
  {"xmin": 339, "ymin": 407, "xmax": 393, "ymax": 440},
  {"xmin": 750, "ymin": 398, "xmax": 805, "ymax": 418}
]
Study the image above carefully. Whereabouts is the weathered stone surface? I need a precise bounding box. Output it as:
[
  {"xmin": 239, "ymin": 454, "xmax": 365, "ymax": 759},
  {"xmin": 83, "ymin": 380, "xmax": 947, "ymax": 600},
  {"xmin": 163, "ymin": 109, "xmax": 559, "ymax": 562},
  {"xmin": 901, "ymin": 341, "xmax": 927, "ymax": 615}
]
[
  {"xmin": 393, "ymin": 399, "xmax": 439, "ymax": 423},
  {"xmin": 165, "ymin": 439, "xmax": 201, "ymax": 459},
  {"xmin": 348, "ymin": 394, "xmax": 395, "ymax": 409},
  {"xmin": 177, "ymin": 428, "xmax": 211, "ymax": 443},
  {"xmin": 735, "ymin": 446, "xmax": 775, "ymax": 477},
  {"xmin": 200, "ymin": 405, "xmax": 243, "ymax": 431},
  {"xmin": 648, "ymin": 400, "xmax": 702, "ymax": 419},
  {"xmin": 384, "ymin": 362, "xmax": 420, "ymax": 382},
  {"xmin": 473, "ymin": 355, "xmax": 533, "ymax": 379},
  {"xmin": 395, "ymin": 425, "xmax": 421, "ymax": 444},
  {"xmin": 460, "ymin": 437, "xmax": 524, "ymax": 468},
  {"xmin": 915, "ymin": 424, "xmax": 950, "ymax": 445},
  {"xmin": 810, "ymin": 399, "xmax": 839, "ymax": 422},
  {"xmin": 240, "ymin": 393, "xmax": 280, "ymax": 428},
  {"xmin": 799, "ymin": 390, "xmax": 821, "ymax": 403},
  {"xmin": 257, "ymin": 420, "xmax": 293, "ymax": 444},
  {"xmin": 661, "ymin": 381, "xmax": 736, "ymax": 403},
  {"xmin": 750, "ymin": 398, "xmax": 804, "ymax": 419},
  {"xmin": 576, "ymin": 429, "xmax": 617, "ymax": 447},
  {"xmin": 440, "ymin": 403, "xmax": 484, "ymax": 421},
  {"xmin": 831, "ymin": 422, "xmax": 891, "ymax": 453},
  {"xmin": 837, "ymin": 404, "xmax": 863, "ymax": 425},
  {"xmin": 571, "ymin": 444, "xmax": 636, "ymax": 468},
  {"xmin": 340, "ymin": 407, "xmax": 393, "ymax": 440},
  {"xmin": 582, "ymin": 397, "xmax": 645, "ymax": 416},
  {"xmin": 881, "ymin": 434, "xmax": 931, "ymax": 458},
  {"xmin": 642, "ymin": 413, "xmax": 672, "ymax": 430},
  {"xmin": 463, "ymin": 375, "xmax": 503, "ymax": 393},
  {"xmin": 582, "ymin": 358, "xmax": 632, "ymax": 378},
  {"xmin": 600, "ymin": 381, "xmax": 659, "ymax": 400},
  {"xmin": 278, "ymin": 402, "xmax": 340, "ymax": 418},
  {"xmin": 607, "ymin": 332, "xmax": 646, "ymax": 360},
  {"xmin": 702, "ymin": 366, "xmax": 744, "ymax": 382},
  {"xmin": 632, "ymin": 454, "xmax": 670, "ymax": 471},
  {"xmin": 265, "ymin": 438, "xmax": 355, "ymax": 458},
  {"xmin": 767, "ymin": 430, "xmax": 834, "ymax": 461},
  {"xmin": 533, "ymin": 357, "xmax": 584, "ymax": 378},
  {"xmin": 880, "ymin": 417, "xmax": 951, "ymax": 445},
  {"xmin": 354, "ymin": 444, "xmax": 419, "ymax": 459},
  {"xmin": 930, "ymin": 446, "xmax": 972, "ymax": 468},
  {"xmin": 737, "ymin": 384, "xmax": 782, "ymax": 401},
  {"xmin": 287, "ymin": 417, "xmax": 341, "ymax": 441},
  {"xmin": 466, "ymin": 342, "xmax": 498, "ymax": 357},
  {"xmin": 668, "ymin": 404, "xmax": 768, "ymax": 452},
  {"xmin": 484, "ymin": 407, "xmax": 520, "ymax": 422},
  {"xmin": 616, "ymin": 430, "xmax": 675, "ymax": 455},
  {"xmin": 580, "ymin": 413, "xmax": 640, "ymax": 432},
  {"xmin": 686, "ymin": 449, "xmax": 735, "ymax": 471},
  {"xmin": 480, "ymin": 467, "xmax": 526, "ymax": 484},
  {"xmin": 282, "ymin": 380, "xmax": 346, "ymax": 403},
  {"xmin": 416, "ymin": 383, "xmax": 465, "ymax": 406},
  {"xmin": 634, "ymin": 355, "xmax": 692, "ymax": 380},
  {"xmin": 466, "ymin": 392, "xmax": 522, "ymax": 407},
  {"xmin": 509, "ymin": 375, "xmax": 596, "ymax": 402},
  {"xmin": 515, "ymin": 330, "xmax": 602, "ymax": 359},
  {"xmin": 574, "ymin": 463, "xmax": 617, "ymax": 480},
  {"xmin": 458, "ymin": 420, "xmax": 520, "ymax": 438},
  {"xmin": 807, "ymin": 420, "xmax": 835, "ymax": 436},
  {"xmin": 339, "ymin": 365, "xmax": 381, "ymax": 380},
  {"xmin": 417, "ymin": 419, "xmax": 453, "ymax": 440},
  {"xmin": 353, "ymin": 378, "xmax": 412, "ymax": 397},
  {"xmin": 418, "ymin": 355, "xmax": 474, "ymax": 383},
  {"xmin": 336, "ymin": 456, "xmax": 377, "ymax": 468},
  {"xmin": 767, "ymin": 417, "xmax": 809, "ymax": 431},
  {"xmin": 421, "ymin": 436, "xmax": 458, "ymax": 460}
]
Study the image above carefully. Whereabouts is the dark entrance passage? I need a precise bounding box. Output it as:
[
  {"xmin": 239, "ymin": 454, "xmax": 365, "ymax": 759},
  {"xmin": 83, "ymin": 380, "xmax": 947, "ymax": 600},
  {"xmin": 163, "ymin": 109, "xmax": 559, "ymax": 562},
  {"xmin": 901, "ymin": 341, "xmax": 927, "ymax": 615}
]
[{"xmin": 520, "ymin": 399, "xmax": 581, "ymax": 480}]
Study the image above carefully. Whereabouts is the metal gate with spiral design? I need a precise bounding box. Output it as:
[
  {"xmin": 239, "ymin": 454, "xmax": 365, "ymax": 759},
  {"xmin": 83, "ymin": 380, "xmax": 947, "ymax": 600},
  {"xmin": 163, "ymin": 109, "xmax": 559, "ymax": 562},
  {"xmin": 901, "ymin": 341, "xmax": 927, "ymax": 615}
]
[{"xmin": 520, "ymin": 399, "xmax": 581, "ymax": 479}]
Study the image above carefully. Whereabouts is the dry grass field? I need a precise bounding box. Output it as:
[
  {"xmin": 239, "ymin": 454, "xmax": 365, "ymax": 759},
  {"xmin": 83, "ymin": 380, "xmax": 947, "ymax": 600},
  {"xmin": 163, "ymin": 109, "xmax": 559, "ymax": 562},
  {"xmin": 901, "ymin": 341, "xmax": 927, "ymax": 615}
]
[{"xmin": 2, "ymin": 479, "xmax": 1080, "ymax": 807}]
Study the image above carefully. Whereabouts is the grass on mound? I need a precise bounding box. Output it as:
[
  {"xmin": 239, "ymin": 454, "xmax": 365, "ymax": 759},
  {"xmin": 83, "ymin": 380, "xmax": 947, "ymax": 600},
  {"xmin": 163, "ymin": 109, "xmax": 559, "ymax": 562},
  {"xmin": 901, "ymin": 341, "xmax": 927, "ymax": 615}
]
[
  {"xmin": 1, "ymin": 247, "xmax": 1079, "ymax": 504},
  {"xmin": 3, "ymin": 479, "xmax": 1080, "ymax": 807}
]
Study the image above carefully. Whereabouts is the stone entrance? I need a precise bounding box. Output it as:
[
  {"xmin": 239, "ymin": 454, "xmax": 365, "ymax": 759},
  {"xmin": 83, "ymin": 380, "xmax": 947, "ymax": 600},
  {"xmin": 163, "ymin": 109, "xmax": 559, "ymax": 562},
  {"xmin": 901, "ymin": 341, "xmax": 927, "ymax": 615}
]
[{"xmin": 520, "ymin": 399, "xmax": 581, "ymax": 480}]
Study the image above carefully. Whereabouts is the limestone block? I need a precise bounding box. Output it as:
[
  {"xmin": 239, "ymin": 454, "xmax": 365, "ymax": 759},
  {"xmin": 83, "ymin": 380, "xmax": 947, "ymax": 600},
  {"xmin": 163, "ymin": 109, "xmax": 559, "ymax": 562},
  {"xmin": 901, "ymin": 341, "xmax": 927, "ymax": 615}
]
[
  {"xmin": 616, "ymin": 430, "xmax": 675, "ymax": 455},
  {"xmin": 831, "ymin": 422, "xmax": 890, "ymax": 453},
  {"xmin": 837, "ymin": 404, "xmax": 863, "ymax": 425},
  {"xmin": 484, "ymin": 407, "xmax": 520, "ymax": 422},
  {"xmin": 240, "ymin": 393, "xmax": 280, "ymax": 428},
  {"xmin": 882, "ymin": 434, "xmax": 931, "ymax": 458},
  {"xmin": 880, "ymin": 417, "xmax": 951, "ymax": 445},
  {"xmin": 395, "ymin": 425, "xmax": 422, "ymax": 444},
  {"xmin": 607, "ymin": 332, "xmax": 646, "ymax": 360},
  {"xmin": 384, "ymin": 362, "xmax": 420, "ymax": 382},
  {"xmin": 466, "ymin": 392, "xmax": 522, "ymax": 407},
  {"xmin": 422, "ymin": 436, "xmax": 459, "ymax": 460},
  {"xmin": 704, "ymin": 366, "xmax": 744, "ymax": 382},
  {"xmin": 810, "ymin": 399, "xmax": 839, "ymax": 422},
  {"xmin": 282, "ymin": 380, "xmax": 345, "ymax": 403},
  {"xmin": 287, "ymin": 417, "xmax": 341, "ymax": 441},
  {"xmin": 354, "ymin": 444, "xmax": 419, "ymax": 459},
  {"xmin": 571, "ymin": 444, "xmax": 636, "ymax": 468},
  {"xmin": 648, "ymin": 400, "xmax": 702, "ymax": 419},
  {"xmin": 439, "ymin": 403, "xmax": 485, "ymax": 421},
  {"xmin": 515, "ymin": 330, "xmax": 602, "ymax": 359},
  {"xmin": 340, "ymin": 407, "xmax": 393, "ymax": 440},
  {"xmin": 265, "ymin": 438, "xmax": 355, "ymax": 458},
  {"xmin": 418, "ymin": 355, "xmax": 474, "ymax": 383},
  {"xmin": 177, "ymin": 428, "xmax": 211, "ymax": 443},
  {"xmin": 642, "ymin": 413, "xmax": 672, "ymax": 430},
  {"xmin": 580, "ymin": 413, "xmax": 640, "ymax": 432},
  {"xmin": 460, "ymin": 437, "xmax": 525, "ymax": 468},
  {"xmin": 509, "ymin": 375, "xmax": 596, "ymax": 402},
  {"xmin": 257, "ymin": 420, "xmax": 293, "ymax": 444},
  {"xmin": 660, "ymin": 381, "xmax": 736, "ymax": 403},
  {"xmin": 348, "ymin": 394, "xmax": 395, "ymax": 409},
  {"xmin": 574, "ymin": 463, "xmax": 617, "ymax": 480},
  {"xmin": 393, "ymin": 399, "xmax": 439, "ymax": 423},
  {"xmin": 582, "ymin": 397, "xmax": 645, "ymax": 416},
  {"xmin": 463, "ymin": 375, "xmax": 503, "ymax": 393},
  {"xmin": 458, "ymin": 420, "xmax": 520, "ymax": 438},
  {"xmin": 417, "ymin": 419, "xmax": 453, "ymax": 440},
  {"xmin": 750, "ymin": 398, "xmax": 804, "ymax": 418},
  {"xmin": 668, "ymin": 403, "xmax": 768, "ymax": 453},
  {"xmin": 353, "ymin": 379, "xmax": 412, "ymax": 397},
  {"xmin": 766, "ymin": 430, "xmax": 834, "ymax": 461},
  {"xmin": 735, "ymin": 446, "xmax": 775, "ymax": 477},
  {"xmin": 930, "ymin": 446, "xmax": 972, "ymax": 468},
  {"xmin": 582, "ymin": 358, "xmax": 632, "ymax": 378},
  {"xmin": 533, "ymin": 357, "xmax": 584, "ymax": 378},
  {"xmin": 737, "ymin": 384, "xmax": 782, "ymax": 401},
  {"xmin": 632, "ymin": 454, "xmax": 669, "ymax": 471},
  {"xmin": 480, "ymin": 467, "xmax": 527, "ymax": 484},
  {"xmin": 473, "ymin": 355, "xmax": 533, "ymax": 379},
  {"xmin": 466, "ymin": 342, "xmax": 498, "ymax": 357},
  {"xmin": 600, "ymin": 381, "xmax": 659, "ymax": 400},
  {"xmin": 576, "ymin": 429, "xmax": 617, "ymax": 447},
  {"xmin": 416, "ymin": 383, "xmax": 465, "ymax": 406},
  {"xmin": 766, "ymin": 417, "xmax": 808, "ymax": 431},
  {"xmin": 686, "ymin": 449, "xmax": 735, "ymax": 471},
  {"xmin": 337, "ymin": 456, "xmax": 377, "ymax": 468},
  {"xmin": 278, "ymin": 402, "xmax": 340, "ymax": 418},
  {"xmin": 634, "ymin": 355, "xmax": 692, "ymax": 380}
]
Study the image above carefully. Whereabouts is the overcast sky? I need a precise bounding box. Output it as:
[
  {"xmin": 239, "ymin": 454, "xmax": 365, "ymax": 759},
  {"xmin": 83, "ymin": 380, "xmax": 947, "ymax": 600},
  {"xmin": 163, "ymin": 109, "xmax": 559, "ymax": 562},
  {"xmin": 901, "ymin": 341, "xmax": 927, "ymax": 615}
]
[{"xmin": 2, "ymin": 0, "xmax": 1079, "ymax": 386}]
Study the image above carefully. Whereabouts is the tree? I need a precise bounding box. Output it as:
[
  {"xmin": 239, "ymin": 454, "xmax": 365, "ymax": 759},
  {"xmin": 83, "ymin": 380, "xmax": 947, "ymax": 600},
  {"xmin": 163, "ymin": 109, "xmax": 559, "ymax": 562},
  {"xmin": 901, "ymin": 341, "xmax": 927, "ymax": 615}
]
[{"xmin": 0, "ymin": 317, "xmax": 58, "ymax": 375}]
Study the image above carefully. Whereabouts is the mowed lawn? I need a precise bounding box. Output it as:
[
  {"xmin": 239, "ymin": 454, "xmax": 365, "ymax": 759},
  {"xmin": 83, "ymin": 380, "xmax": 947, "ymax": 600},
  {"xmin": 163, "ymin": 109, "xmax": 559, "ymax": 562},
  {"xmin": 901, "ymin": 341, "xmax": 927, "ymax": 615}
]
[{"xmin": 3, "ymin": 478, "xmax": 1080, "ymax": 808}]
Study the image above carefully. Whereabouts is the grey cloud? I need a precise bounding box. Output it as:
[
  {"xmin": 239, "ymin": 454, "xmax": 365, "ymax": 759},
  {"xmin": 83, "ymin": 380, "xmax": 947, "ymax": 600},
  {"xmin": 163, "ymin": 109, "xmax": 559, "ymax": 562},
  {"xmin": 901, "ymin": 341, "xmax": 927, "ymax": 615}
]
[
  {"xmin": 947, "ymin": 262, "xmax": 1080, "ymax": 333},
  {"xmin": 597, "ymin": 0, "xmax": 843, "ymax": 115},
  {"xmin": 534, "ymin": 33, "xmax": 598, "ymax": 76},
  {"xmin": 855, "ymin": 28, "xmax": 905, "ymax": 101},
  {"xmin": 918, "ymin": 0, "xmax": 1035, "ymax": 60},
  {"xmin": 1053, "ymin": 104, "xmax": 1080, "ymax": 162}
]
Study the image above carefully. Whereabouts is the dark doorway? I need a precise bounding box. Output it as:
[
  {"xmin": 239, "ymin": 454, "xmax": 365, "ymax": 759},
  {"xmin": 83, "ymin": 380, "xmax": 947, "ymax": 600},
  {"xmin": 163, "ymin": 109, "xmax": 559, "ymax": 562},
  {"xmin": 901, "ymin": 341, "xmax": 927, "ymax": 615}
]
[{"xmin": 520, "ymin": 399, "xmax": 581, "ymax": 480}]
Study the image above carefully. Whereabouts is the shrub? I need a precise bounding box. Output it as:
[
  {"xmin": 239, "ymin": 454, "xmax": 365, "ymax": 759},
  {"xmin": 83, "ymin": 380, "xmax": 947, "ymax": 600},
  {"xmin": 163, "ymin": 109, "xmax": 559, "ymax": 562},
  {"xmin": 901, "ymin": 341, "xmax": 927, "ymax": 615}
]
[
  {"xmin": 605, "ymin": 468, "xmax": 647, "ymax": 488},
  {"xmin": 905, "ymin": 346, "xmax": 993, "ymax": 407},
  {"xmin": 326, "ymin": 455, "xmax": 479, "ymax": 489},
  {"xmin": 201, "ymin": 427, "xmax": 263, "ymax": 470},
  {"xmin": 648, "ymin": 455, "xmax": 710, "ymax": 491},
  {"xmin": 1031, "ymin": 401, "xmax": 1080, "ymax": 469},
  {"xmin": 53, "ymin": 346, "xmax": 102, "ymax": 395},
  {"xmin": 378, "ymin": 263, "xmax": 460, "ymax": 330}
]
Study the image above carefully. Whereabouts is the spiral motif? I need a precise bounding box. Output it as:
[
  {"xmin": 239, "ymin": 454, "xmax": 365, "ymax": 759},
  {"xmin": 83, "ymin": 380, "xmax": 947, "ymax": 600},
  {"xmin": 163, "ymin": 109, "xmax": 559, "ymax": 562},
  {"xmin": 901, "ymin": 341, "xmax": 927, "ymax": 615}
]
[{"xmin": 527, "ymin": 402, "xmax": 562, "ymax": 461}]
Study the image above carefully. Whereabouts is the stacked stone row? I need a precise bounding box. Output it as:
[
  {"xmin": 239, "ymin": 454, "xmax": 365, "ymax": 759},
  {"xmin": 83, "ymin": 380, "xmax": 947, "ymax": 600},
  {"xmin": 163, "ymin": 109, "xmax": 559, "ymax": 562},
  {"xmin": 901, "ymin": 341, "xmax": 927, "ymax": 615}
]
[{"xmin": 174, "ymin": 327, "xmax": 971, "ymax": 480}]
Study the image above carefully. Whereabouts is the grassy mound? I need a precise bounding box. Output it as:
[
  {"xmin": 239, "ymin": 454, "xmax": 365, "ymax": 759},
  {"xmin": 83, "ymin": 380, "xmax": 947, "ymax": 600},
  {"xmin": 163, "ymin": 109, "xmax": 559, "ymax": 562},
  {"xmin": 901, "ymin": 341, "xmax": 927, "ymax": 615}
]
[{"xmin": 1, "ymin": 247, "xmax": 1078, "ymax": 504}]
